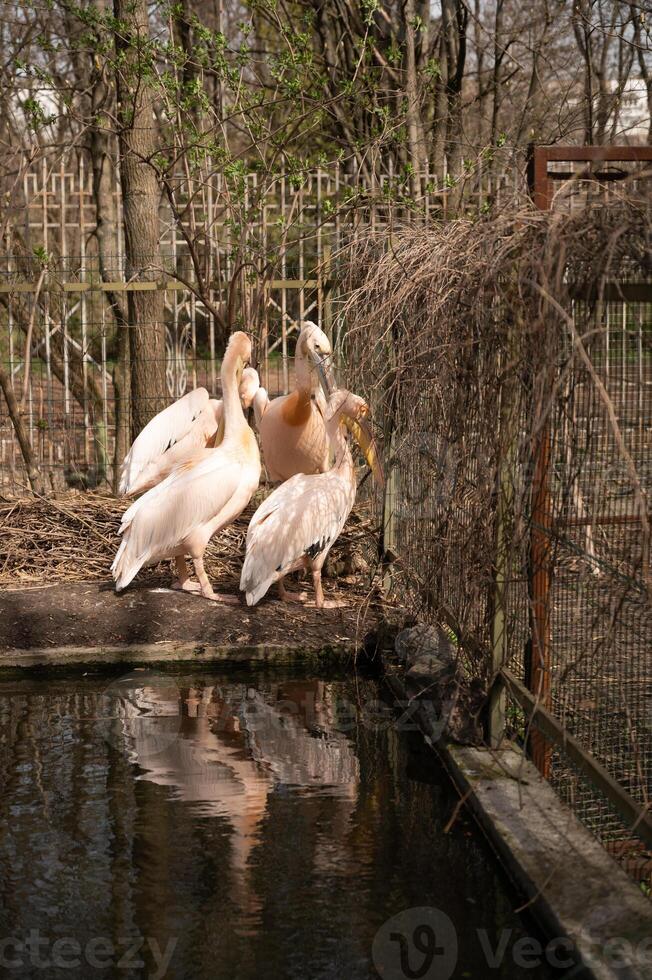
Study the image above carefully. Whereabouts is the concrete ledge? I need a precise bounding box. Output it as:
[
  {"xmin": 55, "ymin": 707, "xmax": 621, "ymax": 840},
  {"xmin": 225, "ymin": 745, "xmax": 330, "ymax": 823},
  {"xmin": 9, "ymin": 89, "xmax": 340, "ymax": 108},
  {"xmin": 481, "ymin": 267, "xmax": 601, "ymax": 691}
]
[
  {"xmin": 0, "ymin": 640, "xmax": 359, "ymax": 671},
  {"xmin": 384, "ymin": 670, "xmax": 652, "ymax": 980}
]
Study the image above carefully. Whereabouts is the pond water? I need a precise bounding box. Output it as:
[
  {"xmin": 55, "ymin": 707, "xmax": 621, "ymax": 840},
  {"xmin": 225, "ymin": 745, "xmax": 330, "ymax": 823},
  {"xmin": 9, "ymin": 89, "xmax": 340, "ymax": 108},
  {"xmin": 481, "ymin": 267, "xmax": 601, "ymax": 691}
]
[{"xmin": 0, "ymin": 665, "xmax": 562, "ymax": 979}]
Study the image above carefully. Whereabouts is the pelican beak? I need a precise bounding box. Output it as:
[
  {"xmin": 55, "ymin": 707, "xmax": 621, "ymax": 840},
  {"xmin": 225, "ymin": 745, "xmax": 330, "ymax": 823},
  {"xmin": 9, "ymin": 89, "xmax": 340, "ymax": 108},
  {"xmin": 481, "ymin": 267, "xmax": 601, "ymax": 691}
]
[
  {"xmin": 343, "ymin": 412, "xmax": 384, "ymax": 487},
  {"xmin": 310, "ymin": 350, "xmax": 336, "ymax": 398}
]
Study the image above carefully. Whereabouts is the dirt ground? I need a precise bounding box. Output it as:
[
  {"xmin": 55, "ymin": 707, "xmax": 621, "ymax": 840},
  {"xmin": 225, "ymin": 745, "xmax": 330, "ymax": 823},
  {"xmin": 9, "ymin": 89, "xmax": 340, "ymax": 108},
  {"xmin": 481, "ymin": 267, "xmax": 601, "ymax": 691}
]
[
  {"xmin": 0, "ymin": 491, "xmax": 400, "ymax": 658},
  {"xmin": 0, "ymin": 577, "xmax": 394, "ymax": 655}
]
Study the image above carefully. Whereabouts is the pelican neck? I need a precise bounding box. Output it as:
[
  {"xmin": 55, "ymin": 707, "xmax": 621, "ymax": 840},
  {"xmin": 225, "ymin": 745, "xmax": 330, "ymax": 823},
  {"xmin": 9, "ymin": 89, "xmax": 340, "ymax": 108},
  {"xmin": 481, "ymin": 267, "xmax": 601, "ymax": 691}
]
[
  {"xmin": 326, "ymin": 413, "xmax": 354, "ymax": 473},
  {"xmin": 221, "ymin": 355, "xmax": 247, "ymax": 442}
]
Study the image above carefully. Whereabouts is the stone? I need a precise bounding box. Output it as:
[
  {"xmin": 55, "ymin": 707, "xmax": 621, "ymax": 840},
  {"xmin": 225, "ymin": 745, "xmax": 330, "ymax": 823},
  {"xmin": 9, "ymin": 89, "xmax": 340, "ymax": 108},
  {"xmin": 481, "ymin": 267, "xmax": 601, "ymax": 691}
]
[{"xmin": 395, "ymin": 622, "xmax": 483, "ymax": 746}]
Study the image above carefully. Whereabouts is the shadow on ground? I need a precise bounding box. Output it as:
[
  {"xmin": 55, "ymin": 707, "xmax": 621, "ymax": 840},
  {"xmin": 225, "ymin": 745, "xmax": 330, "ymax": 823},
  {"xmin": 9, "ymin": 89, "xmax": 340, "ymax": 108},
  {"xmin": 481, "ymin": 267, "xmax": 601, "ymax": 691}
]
[{"xmin": 0, "ymin": 578, "xmax": 386, "ymax": 653}]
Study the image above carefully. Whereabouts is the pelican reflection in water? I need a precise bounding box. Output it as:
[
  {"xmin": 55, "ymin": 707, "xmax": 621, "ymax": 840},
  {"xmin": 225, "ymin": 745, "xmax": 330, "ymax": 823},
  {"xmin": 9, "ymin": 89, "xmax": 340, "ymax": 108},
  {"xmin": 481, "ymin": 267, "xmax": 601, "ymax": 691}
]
[{"xmin": 113, "ymin": 679, "xmax": 360, "ymax": 910}]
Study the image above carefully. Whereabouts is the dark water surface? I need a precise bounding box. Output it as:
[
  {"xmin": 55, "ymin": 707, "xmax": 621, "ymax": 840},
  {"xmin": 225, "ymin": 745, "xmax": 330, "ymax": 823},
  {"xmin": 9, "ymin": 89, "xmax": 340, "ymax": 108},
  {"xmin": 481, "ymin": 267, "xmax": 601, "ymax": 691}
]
[{"xmin": 0, "ymin": 666, "xmax": 560, "ymax": 979}]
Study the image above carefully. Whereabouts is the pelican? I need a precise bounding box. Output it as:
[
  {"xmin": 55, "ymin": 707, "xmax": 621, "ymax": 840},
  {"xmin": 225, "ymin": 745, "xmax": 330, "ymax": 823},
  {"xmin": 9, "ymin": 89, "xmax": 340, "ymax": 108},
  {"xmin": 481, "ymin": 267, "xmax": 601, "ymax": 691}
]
[
  {"xmin": 253, "ymin": 321, "xmax": 336, "ymax": 482},
  {"xmin": 240, "ymin": 390, "xmax": 383, "ymax": 609},
  {"xmin": 118, "ymin": 367, "xmax": 260, "ymax": 497},
  {"xmin": 112, "ymin": 332, "xmax": 260, "ymax": 601}
]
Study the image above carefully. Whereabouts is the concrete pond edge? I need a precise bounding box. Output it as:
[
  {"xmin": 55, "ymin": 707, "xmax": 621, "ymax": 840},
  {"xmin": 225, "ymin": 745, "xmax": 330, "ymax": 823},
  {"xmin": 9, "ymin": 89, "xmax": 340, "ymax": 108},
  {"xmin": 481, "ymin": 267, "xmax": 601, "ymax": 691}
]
[
  {"xmin": 0, "ymin": 639, "xmax": 359, "ymax": 671},
  {"xmin": 383, "ymin": 664, "xmax": 652, "ymax": 980}
]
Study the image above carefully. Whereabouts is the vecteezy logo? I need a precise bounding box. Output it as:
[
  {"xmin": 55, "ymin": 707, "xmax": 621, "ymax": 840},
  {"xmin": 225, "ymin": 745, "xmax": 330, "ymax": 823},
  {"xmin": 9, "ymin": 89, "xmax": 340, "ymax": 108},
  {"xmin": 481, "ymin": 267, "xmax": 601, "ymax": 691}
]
[{"xmin": 372, "ymin": 907, "xmax": 458, "ymax": 980}]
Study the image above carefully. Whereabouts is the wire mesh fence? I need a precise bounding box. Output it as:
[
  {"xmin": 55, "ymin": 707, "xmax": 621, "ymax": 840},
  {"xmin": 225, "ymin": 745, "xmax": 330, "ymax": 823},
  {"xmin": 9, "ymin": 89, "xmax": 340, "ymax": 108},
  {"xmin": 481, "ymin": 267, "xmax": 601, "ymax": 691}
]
[
  {"xmin": 341, "ymin": 159, "xmax": 652, "ymax": 892},
  {"xmin": 541, "ymin": 295, "xmax": 652, "ymax": 888}
]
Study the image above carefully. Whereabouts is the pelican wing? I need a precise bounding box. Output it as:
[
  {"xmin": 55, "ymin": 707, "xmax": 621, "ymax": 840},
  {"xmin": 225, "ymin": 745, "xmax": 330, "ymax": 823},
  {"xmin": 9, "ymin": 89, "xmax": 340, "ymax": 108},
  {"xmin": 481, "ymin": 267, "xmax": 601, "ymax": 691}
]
[
  {"xmin": 112, "ymin": 446, "xmax": 258, "ymax": 591},
  {"xmin": 240, "ymin": 472, "xmax": 353, "ymax": 605},
  {"xmin": 119, "ymin": 388, "xmax": 215, "ymax": 495},
  {"xmin": 128, "ymin": 400, "xmax": 224, "ymax": 494}
]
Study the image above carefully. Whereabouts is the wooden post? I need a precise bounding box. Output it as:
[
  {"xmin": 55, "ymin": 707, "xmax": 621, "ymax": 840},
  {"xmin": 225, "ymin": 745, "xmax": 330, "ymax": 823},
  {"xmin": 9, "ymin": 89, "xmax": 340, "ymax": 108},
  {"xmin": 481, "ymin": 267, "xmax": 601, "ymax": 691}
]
[
  {"xmin": 322, "ymin": 244, "xmax": 333, "ymax": 347},
  {"xmin": 382, "ymin": 430, "xmax": 397, "ymax": 595},
  {"xmin": 381, "ymin": 334, "xmax": 398, "ymax": 593},
  {"xmin": 261, "ymin": 288, "xmax": 269, "ymax": 392}
]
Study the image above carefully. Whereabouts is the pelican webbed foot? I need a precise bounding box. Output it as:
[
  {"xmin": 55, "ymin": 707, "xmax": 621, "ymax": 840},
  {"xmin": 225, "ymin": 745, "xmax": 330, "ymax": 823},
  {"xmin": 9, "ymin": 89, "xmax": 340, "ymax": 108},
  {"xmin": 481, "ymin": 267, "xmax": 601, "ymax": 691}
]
[
  {"xmin": 171, "ymin": 579, "xmax": 201, "ymax": 593},
  {"xmin": 311, "ymin": 569, "xmax": 346, "ymax": 610},
  {"xmin": 191, "ymin": 557, "xmax": 240, "ymax": 604},
  {"xmin": 276, "ymin": 578, "xmax": 309, "ymax": 603},
  {"xmin": 200, "ymin": 591, "xmax": 240, "ymax": 605},
  {"xmin": 173, "ymin": 556, "xmax": 201, "ymax": 592}
]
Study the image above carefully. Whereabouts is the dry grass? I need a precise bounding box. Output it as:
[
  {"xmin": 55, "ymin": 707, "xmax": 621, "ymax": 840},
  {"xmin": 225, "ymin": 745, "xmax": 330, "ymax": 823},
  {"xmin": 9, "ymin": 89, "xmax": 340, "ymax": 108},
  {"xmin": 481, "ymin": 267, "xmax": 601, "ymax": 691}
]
[{"xmin": 0, "ymin": 489, "xmax": 380, "ymax": 594}]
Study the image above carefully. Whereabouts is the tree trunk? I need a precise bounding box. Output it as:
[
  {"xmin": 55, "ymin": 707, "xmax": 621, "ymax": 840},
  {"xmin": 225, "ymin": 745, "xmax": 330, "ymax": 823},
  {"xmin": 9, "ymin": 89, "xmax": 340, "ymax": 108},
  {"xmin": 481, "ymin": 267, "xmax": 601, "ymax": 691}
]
[
  {"xmin": 89, "ymin": 117, "xmax": 131, "ymax": 489},
  {"xmin": 490, "ymin": 0, "xmax": 505, "ymax": 148},
  {"xmin": 113, "ymin": 0, "xmax": 167, "ymax": 439},
  {"xmin": 0, "ymin": 364, "xmax": 45, "ymax": 495},
  {"xmin": 443, "ymin": 0, "xmax": 468, "ymax": 204},
  {"xmin": 404, "ymin": 0, "xmax": 426, "ymax": 198},
  {"xmin": 432, "ymin": 27, "xmax": 449, "ymax": 180},
  {"xmin": 632, "ymin": 4, "xmax": 652, "ymax": 143},
  {"xmin": 63, "ymin": 0, "xmax": 130, "ymax": 487},
  {"xmin": 474, "ymin": 0, "xmax": 487, "ymax": 146},
  {"xmin": 572, "ymin": 0, "xmax": 595, "ymax": 143},
  {"xmin": 90, "ymin": 29, "xmax": 131, "ymax": 488}
]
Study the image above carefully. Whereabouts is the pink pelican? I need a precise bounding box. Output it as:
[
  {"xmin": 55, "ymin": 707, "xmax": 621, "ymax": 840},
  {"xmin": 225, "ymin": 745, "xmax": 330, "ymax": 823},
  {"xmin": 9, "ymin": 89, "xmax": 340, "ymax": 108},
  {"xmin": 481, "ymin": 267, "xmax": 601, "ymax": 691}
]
[
  {"xmin": 253, "ymin": 321, "xmax": 336, "ymax": 482},
  {"xmin": 112, "ymin": 332, "xmax": 260, "ymax": 601},
  {"xmin": 118, "ymin": 367, "xmax": 260, "ymax": 497},
  {"xmin": 240, "ymin": 390, "xmax": 382, "ymax": 608}
]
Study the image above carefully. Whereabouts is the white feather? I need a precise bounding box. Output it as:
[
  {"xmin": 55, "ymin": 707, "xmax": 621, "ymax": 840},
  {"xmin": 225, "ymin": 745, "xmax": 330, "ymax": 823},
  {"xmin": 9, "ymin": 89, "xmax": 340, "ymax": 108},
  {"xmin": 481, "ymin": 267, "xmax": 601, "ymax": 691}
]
[
  {"xmin": 112, "ymin": 441, "xmax": 259, "ymax": 591},
  {"xmin": 118, "ymin": 388, "xmax": 215, "ymax": 495},
  {"xmin": 252, "ymin": 386, "xmax": 269, "ymax": 428},
  {"xmin": 240, "ymin": 468, "xmax": 355, "ymax": 606}
]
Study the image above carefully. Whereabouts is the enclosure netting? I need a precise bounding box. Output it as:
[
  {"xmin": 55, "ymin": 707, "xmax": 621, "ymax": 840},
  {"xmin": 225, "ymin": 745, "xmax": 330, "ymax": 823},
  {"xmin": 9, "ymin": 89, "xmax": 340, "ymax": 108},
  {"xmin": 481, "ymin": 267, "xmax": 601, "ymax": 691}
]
[{"xmin": 340, "ymin": 185, "xmax": 652, "ymax": 890}]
